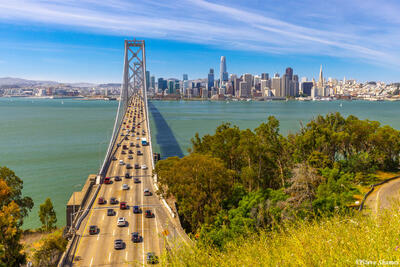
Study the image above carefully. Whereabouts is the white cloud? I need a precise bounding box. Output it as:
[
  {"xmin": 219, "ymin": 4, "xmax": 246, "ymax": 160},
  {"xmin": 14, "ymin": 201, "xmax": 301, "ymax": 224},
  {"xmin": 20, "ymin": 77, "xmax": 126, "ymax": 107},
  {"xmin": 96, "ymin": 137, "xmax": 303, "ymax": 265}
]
[{"xmin": 0, "ymin": 0, "xmax": 399, "ymax": 67}]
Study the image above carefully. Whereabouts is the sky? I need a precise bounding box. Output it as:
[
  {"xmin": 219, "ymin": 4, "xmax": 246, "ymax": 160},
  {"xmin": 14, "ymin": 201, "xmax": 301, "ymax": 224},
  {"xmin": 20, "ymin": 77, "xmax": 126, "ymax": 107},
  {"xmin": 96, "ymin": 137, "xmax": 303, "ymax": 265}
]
[{"xmin": 0, "ymin": 0, "xmax": 399, "ymax": 83}]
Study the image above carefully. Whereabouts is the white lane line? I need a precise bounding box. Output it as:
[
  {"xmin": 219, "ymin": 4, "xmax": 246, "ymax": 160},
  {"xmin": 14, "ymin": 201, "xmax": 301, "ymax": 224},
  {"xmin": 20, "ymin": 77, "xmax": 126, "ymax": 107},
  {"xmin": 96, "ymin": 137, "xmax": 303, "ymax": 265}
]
[
  {"xmin": 126, "ymin": 251, "xmax": 128, "ymax": 261},
  {"xmin": 113, "ymin": 229, "xmax": 115, "ymax": 236},
  {"xmin": 129, "ymin": 210, "xmax": 131, "ymax": 216},
  {"xmin": 102, "ymin": 214, "xmax": 105, "ymax": 220},
  {"xmin": 97, "ymin": 234, "xmax": 100, "ymax": 241},
  {"xmin": 108, "ymin": 252, "xmax": 111, "ymax": 262},
  {"xmin": 90, "ymin": 257, "xmax": 94, "ymax": 267},
  {"xmin": 141, "ymin": 165, "xmax": 145, "ymax": 266},
  {"xmin": 128, "ymin": 228, "xmax": 130, "ymax": 235}
]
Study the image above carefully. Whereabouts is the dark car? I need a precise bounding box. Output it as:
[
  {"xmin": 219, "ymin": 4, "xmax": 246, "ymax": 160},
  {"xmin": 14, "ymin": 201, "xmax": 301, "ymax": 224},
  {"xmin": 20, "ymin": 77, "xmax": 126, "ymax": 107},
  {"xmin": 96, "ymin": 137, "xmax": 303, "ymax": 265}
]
[
  {"xmin": 112, "ymin": 156, "xmax": 117, "ymax": 161},
  {"xmin": 134, "ymin": 178, "xmax": 141, "ymax": 184},
  {"xmin": 107, "ymin": 208, "xmax": 115, "ymax": 216},
  {"xmin": 128, "ymin": 155, "xmax": 133, "ymax": 160},
  {"xmin": 134, "ymin": 164, "xmax": 140, "ymax": 169},
  {"xmin": 137, "ymin": 150, "xmax": 143, "ymax": 156},
  {"xmin": 131, "ymin": 232, "xmax": 142, "ymax": 243},
  {"xmin": 125, "ymin": 173, "xmax": 130, "ymax": 178},
  {"xmin": 128, "ymin": 150, "xmax": 133, "ymax": 154},
  {"xmin": 120, "ymin": 202, "xmax": 127, "ymax": 210},
  {"xmin": 104, "ymin": 177, "xmax": 111, "ymax": 184},
  {"xmin": 130, "ymin": 142, "xmax": 134, "ymax": 147},
  {"xmin": 89, "ymin": 225, "xmax": 98, "ymax": 235},
  {"xmin": 110, "ymin": 197, "xmax": 118, "ymax": 204},
  {"xmin": 145, "ymin": 210, "xmax": 154, "ymax": 218},
  {"xmin": 117, "ymin": 143, "xmax": 121, "ymax": 147},
  {"xmin": 114, "ymin": 239, "xmax": 124, "ymax": 250},
  {"xmin": 115, "ymin": 176, "xmax": 121, "ymax": 181},
  {"xmin": 133, "ymin": 205, "xmax": 141, "ymax": 214},
  {"xmin": 98, "ymin": 197, "xmax": 105, "ymax": 205},
  {"xmin": 146, "ymin": 252, "xmax": 158, "ymax": 264},
  {"xmin": 121, "ymin": 150, "xmax": 126, "ymax": 154},
  {"xmin": 135, "ymin": 144, "xmax": 140, "ymax": 148},
  {"xmin": 126, "ymin": 164, "xmax": 132, "ymax": 169}
]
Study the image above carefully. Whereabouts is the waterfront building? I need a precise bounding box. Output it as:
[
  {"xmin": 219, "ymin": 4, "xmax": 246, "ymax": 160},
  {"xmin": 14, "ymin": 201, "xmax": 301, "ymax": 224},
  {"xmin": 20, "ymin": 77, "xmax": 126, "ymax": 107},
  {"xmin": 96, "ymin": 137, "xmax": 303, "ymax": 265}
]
[
  {"xmin": 271, "ymin": 75, "xmax": 281, "ymax": 97},
  {"xmin": 145, "ymin": 71, "xmax": 150, "ymax": 91},
  {"xmin": 301, "ymin": 82, "xmax": 313, "ymax": 96},
  {"xmin": 150, "ymin": 76, "xmax": 155, "ymax": 90}
]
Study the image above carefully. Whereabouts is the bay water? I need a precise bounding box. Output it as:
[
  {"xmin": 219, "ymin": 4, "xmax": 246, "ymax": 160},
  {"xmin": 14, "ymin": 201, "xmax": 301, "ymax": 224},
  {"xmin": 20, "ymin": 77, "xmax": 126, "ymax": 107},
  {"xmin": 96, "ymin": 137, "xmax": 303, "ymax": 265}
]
[{"xmin": 1, "ymin": 97, "xmax": 399, "ymax": 228}]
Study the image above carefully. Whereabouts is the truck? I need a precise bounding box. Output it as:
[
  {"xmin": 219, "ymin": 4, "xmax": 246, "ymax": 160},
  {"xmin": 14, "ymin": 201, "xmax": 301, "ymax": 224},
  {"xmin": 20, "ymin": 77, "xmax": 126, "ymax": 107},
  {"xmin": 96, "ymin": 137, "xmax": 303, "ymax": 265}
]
[{"xmin": 141, "ymin": 138, "xmax": 148, "ymax": 146}]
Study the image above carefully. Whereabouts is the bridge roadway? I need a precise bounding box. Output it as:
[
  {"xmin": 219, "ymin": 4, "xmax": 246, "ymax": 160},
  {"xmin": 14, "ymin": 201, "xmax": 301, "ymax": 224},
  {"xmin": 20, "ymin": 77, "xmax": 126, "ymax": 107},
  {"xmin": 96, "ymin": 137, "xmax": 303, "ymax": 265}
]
[{"xmin": 72, "ymin": 95, "xmax": 183, "ymax": 266}]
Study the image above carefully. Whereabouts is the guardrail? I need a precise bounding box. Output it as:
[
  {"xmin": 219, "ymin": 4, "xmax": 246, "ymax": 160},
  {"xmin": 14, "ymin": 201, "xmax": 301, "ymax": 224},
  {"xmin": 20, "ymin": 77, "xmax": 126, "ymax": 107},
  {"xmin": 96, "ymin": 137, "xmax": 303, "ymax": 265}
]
[{"xmin": 358, "ymin": 175, "xmax": 400, "ymax": 211}]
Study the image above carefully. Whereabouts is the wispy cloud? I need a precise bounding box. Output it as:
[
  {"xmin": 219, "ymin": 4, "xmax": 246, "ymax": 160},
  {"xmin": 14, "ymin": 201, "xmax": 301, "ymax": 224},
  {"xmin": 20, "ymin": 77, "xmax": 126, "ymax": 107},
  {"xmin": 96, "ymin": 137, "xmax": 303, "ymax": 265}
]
[{"xmin": 0, "ymin": 0, "xmax": 399, "ymax": 67}]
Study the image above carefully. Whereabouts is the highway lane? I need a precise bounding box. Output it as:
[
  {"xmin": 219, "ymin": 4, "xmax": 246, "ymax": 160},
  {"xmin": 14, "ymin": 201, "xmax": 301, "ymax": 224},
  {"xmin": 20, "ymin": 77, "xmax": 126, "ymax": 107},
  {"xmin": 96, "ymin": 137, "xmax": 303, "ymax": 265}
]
[{"xmin": 72, "ymin": 96, "xmax": 167, "ymax": 266}]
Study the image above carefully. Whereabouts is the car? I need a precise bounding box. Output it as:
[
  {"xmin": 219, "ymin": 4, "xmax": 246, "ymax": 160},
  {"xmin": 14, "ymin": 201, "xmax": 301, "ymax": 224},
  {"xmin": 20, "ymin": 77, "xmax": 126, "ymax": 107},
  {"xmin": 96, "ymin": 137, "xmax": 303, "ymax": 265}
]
[
  {"xmin": 114, "ymin": 239, "xmax": 124, "ymax": 250},
  {"xmin": 89, "ymin": 225, "xmax": 98, "ymax": 235},
  {"xmin": 135, "ymin": 144, "xmax": 140, "ymax": 148},
  {"xmin": 104, "ymin": 177, "xmax": 111, "ymax": 184},
  {"xmin": 122, "ymin": 184, "xmax": 129, "ymax": 190},
  {"xmin": 110, "ymin": 197, "xmax": 118, "ymax": 204},
  {"xmin": 107, "ymin": 208, "xmax": 115, "ymax": 216},
  {"xmin": 144, "ymin": 188, "xmax": 152, "ymax": 196},
  {"xmin": 117, "ymin": 217, "xmax": 126, "ymax": 227},
  {"xmin": 145, "ymin": 210, "xmax": 154, "ymax": 218},
  {"xmin": 128, "ymin": 155, "xmax": 133, "ymax": 159},
  {"xmin": 146, "ymin": 252, "xmax": 159, "ymax": 264},
  {"xmin": 134, "ymin": 164, "xmax": 140, "ymax": 169},
  {"xmin": 98, "ymin": 197, "xmax": 105, "ymax": 205},
  {"xmin": 131, "ymin": 133, "xmax": 135, "ymax": 137},
  {"xmin": 121, "ymin": 150, "xmax": 126, "ymax": 154},
  {"xmin": 125, "ymin": 172, "xmax": 130, "ymax": 178},
  {"xmin": 134, "ymin": 178, "xmax": 141, "ymax": 183},
  {"xmin": 126, "ymin": 164, "xmax": 132, "ymax": 169},
  {"xmin": 120, "ymin": 133, "xmax": 124, "ymax": 136},
  {"xmin": 136, "ymin": 137, "xmax": 140, "ymax": 140},
  {"xmin": 131, "ymin": 232, "xmax": 142, "ymax": 243},
  {"xmin": 112, "ymin": 156, "xmax": 117, "ymax": 161},
  {"xmin": 133, "ymin": 205, "xmax": 141, "ymax": 214},
  {"xmin": 115, "ymin": 176, "xmax": 121, "ymax": 181},
  {"xmin": 119, "ymin": 160, "xmax": 124, "ymax": 165},
  {"xmin": 136, "ymin": 132, "xmax": 140, "ymax": 135},
  {"xmin": 130, "ymin": 142, "xmax": 134, "ymax": 147},
  {"xmin": 137, "ymin": 150, "xmax": 143, "ymax": 156},
  {"xmin": 141, "ymin": 164, "xmax": 147, "ymax": 170},
  {"xmin": 124, "ymin": 136, "xmax": 129, "ymax": 140},
  {"xmin": 117, "ymin": 143, "xmax": 121, "ymax": 147},
  {"xmin": 128, "ymin": 150, "xmax": 133, "ymax": 154},
  {"xmin": 120, "ymin": 201, "xmax": 127, "ymax": 210}
]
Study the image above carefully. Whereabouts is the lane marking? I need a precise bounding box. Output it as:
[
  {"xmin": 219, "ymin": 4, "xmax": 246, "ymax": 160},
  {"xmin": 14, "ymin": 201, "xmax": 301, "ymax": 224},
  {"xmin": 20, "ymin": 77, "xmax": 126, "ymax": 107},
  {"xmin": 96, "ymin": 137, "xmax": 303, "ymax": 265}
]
[
  {"xmin": 97, "ymin": 234, "xmax": 100, "ymax": 241},
  {"xmin": 90, "ymin": 257, "xmax": 93, "ymax": 267},
  {"xmin": 113, "ymin": 229, "xmax": 115, "ymax": 236},
  {"xmin": 102, "ymin": 214, "xmax": 105, "ymax": 220},
  {"xmin": 108, "ymin": 252, "xmax": 111, "ymax": 262},
  {"xmin": 126, "ymin": 251, "xmax": 128, "ymax": 261}
]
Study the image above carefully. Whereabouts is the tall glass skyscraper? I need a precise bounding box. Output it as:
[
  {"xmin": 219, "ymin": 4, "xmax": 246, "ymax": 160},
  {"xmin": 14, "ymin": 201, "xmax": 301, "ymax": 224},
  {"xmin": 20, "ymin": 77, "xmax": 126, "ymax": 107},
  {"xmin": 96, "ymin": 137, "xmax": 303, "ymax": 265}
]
[
  {"xmin": 208, "ymin": 68, "xmax": 214, "ymax": 90},
  {"xmin": 220, "ymin": 56, "xmax": 228, "ymax": 84}
]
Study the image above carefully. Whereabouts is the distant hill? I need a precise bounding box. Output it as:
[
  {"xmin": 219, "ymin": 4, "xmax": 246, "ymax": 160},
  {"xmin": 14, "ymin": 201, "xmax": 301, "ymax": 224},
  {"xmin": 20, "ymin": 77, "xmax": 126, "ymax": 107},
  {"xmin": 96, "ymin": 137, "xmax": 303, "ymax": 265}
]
[{"xmin": 0, "ymin": 77, "xmax": 104, "ymax": 88}]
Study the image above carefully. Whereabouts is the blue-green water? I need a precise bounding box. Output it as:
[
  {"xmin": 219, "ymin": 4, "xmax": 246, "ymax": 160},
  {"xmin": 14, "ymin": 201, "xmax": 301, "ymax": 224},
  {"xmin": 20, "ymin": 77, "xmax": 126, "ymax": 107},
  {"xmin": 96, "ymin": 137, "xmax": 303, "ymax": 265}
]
[{"xmin": 1, "ymin": 98, "xmax": 400, "ymax": 228}]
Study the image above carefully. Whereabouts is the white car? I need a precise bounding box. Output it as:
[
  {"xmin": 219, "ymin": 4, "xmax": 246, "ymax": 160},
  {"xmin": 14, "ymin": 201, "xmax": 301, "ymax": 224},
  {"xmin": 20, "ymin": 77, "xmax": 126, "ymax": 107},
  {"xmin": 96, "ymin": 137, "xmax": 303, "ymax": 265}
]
[
  {"xmin": 117, "ymin": 217, "xmax": 126, "ymax": 227},
  {"xmin": 131, "ymin": 133, "xmax": 135, "ymax": 137},
  {"xmin": 141, "ymin": 164, "xmax": 148, "ymax": 170},
  {"xmin": 119, "ymin": 160, "xmax": 124, "ymax": 165},
  {"xmin": 136, "ymin": 137, "xmax": 140, "ymax": 140},
  {"xmin": 122, "ymin": 184, "xmax": 129, "ymax": 190}
]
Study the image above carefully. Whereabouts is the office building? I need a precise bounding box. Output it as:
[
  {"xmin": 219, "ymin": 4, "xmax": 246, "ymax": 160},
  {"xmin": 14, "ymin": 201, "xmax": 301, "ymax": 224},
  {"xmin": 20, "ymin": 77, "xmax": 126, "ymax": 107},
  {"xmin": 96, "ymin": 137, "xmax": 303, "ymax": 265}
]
[
  {"xmin": 183, "ymin": 74, "xmax": 188, "ymax": 81},
  {"xmin": 158, "ymin": 78, "xmax": 167, "ymax": 92},
  {"xmin": 301, "ymin": 82, "xmax": 313, "ymax": 96},
  {"xmin": 208, "ymin": 68, "xmax": 214, "ymax": 91},
  {"xmin": 261, "ymin": 73, "xmax": 269, "ymax": 80},
  {"xmin": 145, "ymin": 71, "xmax": 150, "ymax": 91},
  {"xmin": 220, "ymin": 56, "xmax": 228, "ymax": 84},
  {"xmin": 150, "ymin": 76, "xmax": 155, "ymax": 89}
]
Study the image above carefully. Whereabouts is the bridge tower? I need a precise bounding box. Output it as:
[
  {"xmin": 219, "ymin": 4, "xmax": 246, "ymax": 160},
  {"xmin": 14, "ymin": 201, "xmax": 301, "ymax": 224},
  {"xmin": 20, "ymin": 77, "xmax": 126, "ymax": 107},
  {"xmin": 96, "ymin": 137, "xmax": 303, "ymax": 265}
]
[{"xmin": 99, "ymin": 39, "xmax": 147, "ymax": 178}]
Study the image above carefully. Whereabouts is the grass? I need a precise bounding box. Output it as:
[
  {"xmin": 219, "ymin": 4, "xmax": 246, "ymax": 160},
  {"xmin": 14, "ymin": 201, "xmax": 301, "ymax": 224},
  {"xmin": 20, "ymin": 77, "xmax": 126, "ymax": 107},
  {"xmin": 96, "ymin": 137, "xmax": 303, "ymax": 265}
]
[{"xmin": 162, "ymin": 208, "xmax": 400, "ymax": 266}]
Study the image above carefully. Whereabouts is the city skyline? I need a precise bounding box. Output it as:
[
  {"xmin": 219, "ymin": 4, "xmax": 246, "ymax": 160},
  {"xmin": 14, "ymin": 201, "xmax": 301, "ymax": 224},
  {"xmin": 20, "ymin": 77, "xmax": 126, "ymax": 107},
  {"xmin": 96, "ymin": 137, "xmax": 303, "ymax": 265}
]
[{"xmin": 1, "ymin": 0, "xmax": 400, "ymax": 83}]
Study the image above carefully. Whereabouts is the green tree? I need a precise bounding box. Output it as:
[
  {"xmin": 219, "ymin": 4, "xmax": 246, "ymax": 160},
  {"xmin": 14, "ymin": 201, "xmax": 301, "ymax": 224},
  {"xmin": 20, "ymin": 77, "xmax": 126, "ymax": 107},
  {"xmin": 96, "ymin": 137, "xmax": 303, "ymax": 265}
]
[
  {"xmin": 39, "ymin": 198, "xmax": 57, "ymax": 231},
  {"xmin": 156, "ymin": 153, "xmax": 235, "ymax": 232},
  {"xmin": 33, "ymin": 228, "xmax": 67, "ymax": 267}
]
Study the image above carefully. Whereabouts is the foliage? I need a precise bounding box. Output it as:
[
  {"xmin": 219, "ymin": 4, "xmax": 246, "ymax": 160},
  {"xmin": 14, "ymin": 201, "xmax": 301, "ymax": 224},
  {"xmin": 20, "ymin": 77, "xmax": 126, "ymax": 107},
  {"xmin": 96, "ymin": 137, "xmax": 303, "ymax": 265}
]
[
  {"xmin": 0, "ymin": 167, "xmax": 34, "ymax": 224},
  {"xmin": 156, "ymin": 112, "xmax": 400, "ymax": 249},
  {"xmin": 32, "ymin": 228, "xmax": 67, "ymax": 267},
  {"xmin": 39, "ymin": 198, "xmax": 57, "ymax": 231},
  {"xmin": 155, "ymin": 153, "xmax": 235, "ymax": 232},
  {"xmin": 162, "ymin": 206, "xmax": 400, "ymax": 266}
]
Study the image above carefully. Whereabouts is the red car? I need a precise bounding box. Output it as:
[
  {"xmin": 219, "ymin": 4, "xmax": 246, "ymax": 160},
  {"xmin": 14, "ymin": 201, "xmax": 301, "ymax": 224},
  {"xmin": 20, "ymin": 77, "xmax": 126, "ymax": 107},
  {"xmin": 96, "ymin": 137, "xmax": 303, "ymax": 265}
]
[
  {"xmin": 104, "ymin": 177, "xmax": 111, "ymax": 184},
  {"xmin": 98, "ymin": 197, "xmax": 105, "ymax": 205},
  {"xmin": 120, "ymin": 202, "xmax": 127, "ymax": 210}
]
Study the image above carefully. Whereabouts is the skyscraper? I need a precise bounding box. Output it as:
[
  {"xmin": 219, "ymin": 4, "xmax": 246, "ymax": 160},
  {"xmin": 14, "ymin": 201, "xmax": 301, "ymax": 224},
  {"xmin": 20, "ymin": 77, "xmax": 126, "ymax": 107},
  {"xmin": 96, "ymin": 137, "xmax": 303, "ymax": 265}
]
[
  {"xmin": 150, "ymin": 76, "xmax": 155, "ymax": 89},
  {"xmin": 318, "ymin": 65, "xmax": 323, "ymax": 88},
  {"xmin": 220, "ymin": 56, "xmax": 228, "ymax": 84},
  {"xmin": 261, "ymin": 73, "xmax": 269, "ymax": 80},
  {"xmin": 208, "ymin": 68, "xmax": 214, "ymax": 91},
  {"xmin": 285, "ymin": 67, "xmax": 293, "ymax": 80},
  {"xmin": 183, "ymin": 74, "xmax": 188, "ymax": 81}
]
